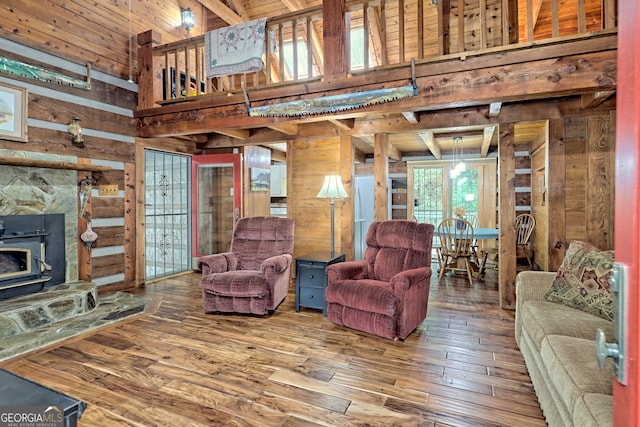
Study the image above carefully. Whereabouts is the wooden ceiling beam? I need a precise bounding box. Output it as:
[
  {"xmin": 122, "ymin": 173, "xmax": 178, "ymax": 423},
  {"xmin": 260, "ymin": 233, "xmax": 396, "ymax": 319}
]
[
  {"xmin": 402, "ymin": 111, "xmax": 419, "ymax": 124},
  {"xmin": 329, "ymin": 118, "xmax": 355, "ymax": 130},
  {"xmin": 388, "ymin": 143, "xmax": 402, "ymax": 161},
  {"xmin": 215, "ymin": 128, "xmax": 250, "ymax": 139},
  {"xmin": 481, "ymin": 126, "xmax": 496, "ymax": 157},
  {"xmin": 202, "ymin": 128, "xmax": 298, "ymax": 148},
  {"xmin": 270, "ymin": 149, "xmax": 287, "ymax": 163},
  {"xmin": 354, "ymin": 148, "xmax": 367, "ymax": 164},
  {"xmin": 358, "ymin": 134, "xmax": 400, "ymax": 161},
  {"xmin": 225, "ymin": 0, "xmax": 249, "ymax": 20},
  {"xmin": 581, "ymin": 90, "xmax": 616, "ymax": 108},
  {"xmin": 418, "ymin": 131, "xmax": 442, "ymax": 159},
  {"xmin": 197, "ymin": 0, "xmax": 243, "ymax": 25},
  {"xmin": 268, "ymin": 124, "xmax": 299, "ymax": 136}
]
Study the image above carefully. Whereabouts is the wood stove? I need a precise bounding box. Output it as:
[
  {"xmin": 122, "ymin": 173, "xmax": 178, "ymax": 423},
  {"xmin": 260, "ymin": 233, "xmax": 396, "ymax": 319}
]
[{"xmin": 0, "ymin": 214, "xmax": 66, "ymax": 300}]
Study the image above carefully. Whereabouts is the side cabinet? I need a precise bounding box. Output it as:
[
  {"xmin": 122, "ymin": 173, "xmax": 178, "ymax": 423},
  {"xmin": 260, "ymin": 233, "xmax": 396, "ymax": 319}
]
[{"xmin": 295, "ymin": 251, "xmax": 345, "ymax": 316}]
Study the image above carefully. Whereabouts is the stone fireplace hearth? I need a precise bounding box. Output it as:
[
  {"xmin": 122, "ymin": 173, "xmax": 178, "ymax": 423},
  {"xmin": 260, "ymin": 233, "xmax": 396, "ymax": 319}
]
[{"xmin": 0, "ymin": 282, "xmax": 152, "ymax": 362}]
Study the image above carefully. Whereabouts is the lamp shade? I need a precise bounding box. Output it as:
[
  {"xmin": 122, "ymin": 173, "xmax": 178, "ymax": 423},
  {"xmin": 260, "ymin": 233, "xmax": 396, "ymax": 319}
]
[{"xmin": 316, "ymin": 175, "xmax": 348, "ymax": 200}]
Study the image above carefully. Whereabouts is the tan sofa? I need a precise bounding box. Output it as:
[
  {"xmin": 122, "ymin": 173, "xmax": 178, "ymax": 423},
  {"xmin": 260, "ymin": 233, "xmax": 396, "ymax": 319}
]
[{"xmin": 515, "ymin": 271, "xmax": 614, "ymax": 427}]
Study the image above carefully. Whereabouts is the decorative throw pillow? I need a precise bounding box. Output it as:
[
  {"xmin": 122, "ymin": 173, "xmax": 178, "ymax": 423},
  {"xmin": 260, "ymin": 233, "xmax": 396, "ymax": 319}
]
[{"xmin": 544, "ymin": 240, "xmax": 615, "ymax": 321}]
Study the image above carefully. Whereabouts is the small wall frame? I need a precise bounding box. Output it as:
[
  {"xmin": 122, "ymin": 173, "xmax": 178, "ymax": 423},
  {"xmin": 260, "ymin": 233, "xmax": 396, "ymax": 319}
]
[{"xmin": 0, "ymin": 82, "xmax": 27, "ymax": 142}]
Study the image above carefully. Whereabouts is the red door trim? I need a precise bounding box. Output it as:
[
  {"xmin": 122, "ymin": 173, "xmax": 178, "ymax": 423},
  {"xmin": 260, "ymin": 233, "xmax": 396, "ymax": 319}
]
[{"xmin": 614, "ymin": 1, "xmax": 640, "ymax": 425}]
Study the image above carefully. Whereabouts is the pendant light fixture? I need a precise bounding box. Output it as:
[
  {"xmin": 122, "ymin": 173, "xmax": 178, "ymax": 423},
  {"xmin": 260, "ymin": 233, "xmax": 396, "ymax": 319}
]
[{"xmin": 449, "ymin": 137, "xmax": 466, "ymax": 178}]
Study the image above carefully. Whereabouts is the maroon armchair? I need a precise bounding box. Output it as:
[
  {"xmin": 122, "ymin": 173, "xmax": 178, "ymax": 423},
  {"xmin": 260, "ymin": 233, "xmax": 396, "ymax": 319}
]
[
  {"xmin": 198, "ymin": 216, "xmax": 295, "ymax": 315},
  {"xmin": 325, "ymin": 220, "xmax": 434, "ymax": 340}
]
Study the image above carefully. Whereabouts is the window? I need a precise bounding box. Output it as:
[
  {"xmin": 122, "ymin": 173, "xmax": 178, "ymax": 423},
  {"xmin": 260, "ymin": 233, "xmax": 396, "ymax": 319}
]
[{"xmin": 408, "ymin": 159, "xmax": 497, "ymax": 228}]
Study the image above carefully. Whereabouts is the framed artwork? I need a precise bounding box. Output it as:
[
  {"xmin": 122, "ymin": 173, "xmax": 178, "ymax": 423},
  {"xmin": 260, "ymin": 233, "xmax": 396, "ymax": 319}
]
[
  {"xmin": 0, "ymin": 83, "xmax": 27, "ymax": 142},
  {"xmin": 250, "ymin": 167, "xmax": 270, "ymax": 192}
]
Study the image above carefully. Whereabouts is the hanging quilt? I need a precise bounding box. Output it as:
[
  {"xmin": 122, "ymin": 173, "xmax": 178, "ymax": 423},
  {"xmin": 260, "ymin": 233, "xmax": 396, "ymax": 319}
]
[{"xmin": 205, "ymin": 18, "xmax": 267, "ymax": 78}]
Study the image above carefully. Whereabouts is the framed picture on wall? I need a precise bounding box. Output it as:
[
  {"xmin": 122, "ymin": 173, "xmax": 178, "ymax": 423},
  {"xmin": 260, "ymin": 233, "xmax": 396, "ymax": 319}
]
[
  {"xmin": 250, "ymin": 167, "xmax": 270, "ymax": 192},
  {"xmin": 0, "ymin": 83, "xmax": 27, "ymax": 142}
]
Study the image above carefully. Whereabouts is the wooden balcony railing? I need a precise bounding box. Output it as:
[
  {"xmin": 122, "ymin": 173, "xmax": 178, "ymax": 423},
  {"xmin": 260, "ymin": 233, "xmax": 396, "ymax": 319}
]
[{"xmin": 137, "ymin": 0, "xmax": 617, "ymax": 109}]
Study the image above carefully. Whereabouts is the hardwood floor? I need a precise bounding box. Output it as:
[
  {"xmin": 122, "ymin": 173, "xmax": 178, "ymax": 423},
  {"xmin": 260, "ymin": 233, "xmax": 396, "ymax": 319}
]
[{"xmin": 0, "ymin": 267, "xmax": 546, "ymax": 426}]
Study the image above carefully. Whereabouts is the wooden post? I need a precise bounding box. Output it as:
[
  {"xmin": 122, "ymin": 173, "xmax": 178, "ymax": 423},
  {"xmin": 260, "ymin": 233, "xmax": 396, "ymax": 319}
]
[
  {"xmin": 135, "ymin": 142, "xmax": 146, "ymax": 286},
  {"xmin": 547, "ymin": 119, "xmax": 566, "ymax": 271},
  {"xmin": 340, "ymin": 135, "xmax": 355, "ymax": 260},
  {"xmin": 323, "ymin": 0, "xmax": 347, "ymax": 83},
  {"xmin": 124, "ymin": 161, "xmax": 137, "ymax": 286},
  {"xmin": 498, "ymin": 123, "xmax": 516, "ymax": 309},
  {"xmin": 137, "ymin": 30, "xmax": 163, "ymax": 110},
  {"xmin": 374, "ymin": 133, "xmax": 389, "ymax": 221},
  {"xmin": 77, "ymin": 159, "xmax": 93, "ymax": 282}
]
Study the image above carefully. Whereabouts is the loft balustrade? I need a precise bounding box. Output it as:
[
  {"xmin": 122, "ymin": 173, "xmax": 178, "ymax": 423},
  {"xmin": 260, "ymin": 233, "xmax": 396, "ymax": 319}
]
[{"xmin": 136, "ymin": 0, "xmax": 617, "ymax": 111}]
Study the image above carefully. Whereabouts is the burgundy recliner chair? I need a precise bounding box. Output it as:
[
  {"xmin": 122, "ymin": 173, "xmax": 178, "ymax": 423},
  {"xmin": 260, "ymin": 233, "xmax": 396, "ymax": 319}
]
[
  {"xmin": 325, "ymin": 220, "xmax": 434, "ymax": 340},
  {"xmin": 198, "ymin": 216, "xmax": 295, "ymax": 315}
]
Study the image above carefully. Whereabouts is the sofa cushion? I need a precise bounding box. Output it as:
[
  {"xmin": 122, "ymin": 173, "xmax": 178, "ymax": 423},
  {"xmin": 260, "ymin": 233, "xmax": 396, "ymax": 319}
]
[
  {"xmin": 541, "ymin": 335, "xmax": 613, "ymax": 419},
  {"xmin": 325, "ymin": 279, "xmax": 396, "ymax": 316},
  {"xmin": 573, "ymin": 393, "xmax": 613, "ymax": 427},
  {"xmin": 521, "ymin": 300, "xmax": 614, "ymax": 352},
  {"xmin": 545, "ymin": 240, "xmax": 614, "ymax": 321},
  {"xmin": 201, "ymin": 270, "xmax": 268, "ymax": 297}
]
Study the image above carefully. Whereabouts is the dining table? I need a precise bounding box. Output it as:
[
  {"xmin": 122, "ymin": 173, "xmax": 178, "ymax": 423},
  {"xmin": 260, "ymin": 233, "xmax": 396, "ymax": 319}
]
[{"xmin": 433, "ymin": 227, "xmax": 499, "ymax": 279}]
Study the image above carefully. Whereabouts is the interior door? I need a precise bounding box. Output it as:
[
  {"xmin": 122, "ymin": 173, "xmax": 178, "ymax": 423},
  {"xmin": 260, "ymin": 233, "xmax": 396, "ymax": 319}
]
[
  {"xmin": 191, "ymin": 153, "xmax": 242, "ymax": 263},
  {"xmin": 613, "ymin": 3, "xmax": 640, "ymax": 425}
]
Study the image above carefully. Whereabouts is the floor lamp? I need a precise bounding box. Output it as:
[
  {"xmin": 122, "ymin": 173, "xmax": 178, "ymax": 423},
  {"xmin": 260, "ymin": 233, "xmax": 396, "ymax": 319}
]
[{"xmin": 316, "ymin": 175, "xmax": 348, "ymax": 256}]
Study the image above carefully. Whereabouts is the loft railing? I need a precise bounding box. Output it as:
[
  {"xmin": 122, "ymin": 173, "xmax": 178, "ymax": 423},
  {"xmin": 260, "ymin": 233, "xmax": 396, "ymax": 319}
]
[{"xmin": 139, "ymin": 0, "xmax": 617, "ymax": 108}]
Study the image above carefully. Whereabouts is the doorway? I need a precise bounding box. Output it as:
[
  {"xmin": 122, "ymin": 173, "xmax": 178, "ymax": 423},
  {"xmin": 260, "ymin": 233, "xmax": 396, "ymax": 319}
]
[
  {"xmin": 191, "ymin": 153, "xmax": 243, "ymax": 264},
  {"xmin": 143, "ymin": 150, "xmax": 192, "ymax": 280}
]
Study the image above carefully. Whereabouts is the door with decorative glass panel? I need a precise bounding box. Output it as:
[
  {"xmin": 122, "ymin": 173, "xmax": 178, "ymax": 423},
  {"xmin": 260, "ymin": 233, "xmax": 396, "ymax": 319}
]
[
  {"xmin": 144, "ymin": 150, "xmax": 192, "ymax": 280},
  {"xmin": 408, "ymin": 159, "xmax": 497, "ymax": 256}
]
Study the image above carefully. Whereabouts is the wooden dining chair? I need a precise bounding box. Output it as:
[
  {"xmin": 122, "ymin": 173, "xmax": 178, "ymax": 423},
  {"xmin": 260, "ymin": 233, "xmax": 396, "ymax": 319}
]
[
  {"xmin": 515, "ymin": 213, "xmax": 536, "ymax": 268},
  {"xmin": 437, "ymin": 218, "xmax": 476, "ymax": 286}
]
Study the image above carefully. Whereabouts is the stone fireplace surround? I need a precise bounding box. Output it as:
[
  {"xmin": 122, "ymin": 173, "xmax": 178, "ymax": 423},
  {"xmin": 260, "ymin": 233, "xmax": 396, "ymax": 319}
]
[{"xmin": 0, "ymin": 150, "xmax": 79, "ymax": 285}]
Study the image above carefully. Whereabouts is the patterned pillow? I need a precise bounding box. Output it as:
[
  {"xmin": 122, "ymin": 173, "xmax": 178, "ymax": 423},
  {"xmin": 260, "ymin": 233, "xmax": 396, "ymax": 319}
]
[{"xmin": 544, "ymin": 240, "xmax": 615, "ymax": 321}]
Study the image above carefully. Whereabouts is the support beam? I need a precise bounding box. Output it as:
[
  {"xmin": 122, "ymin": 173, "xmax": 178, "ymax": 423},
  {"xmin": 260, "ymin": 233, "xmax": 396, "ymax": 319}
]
[
  {"xmin": 418, "ymin": 131, "xmax": 441, "ymax": 159},
  {"xmin": 329, "ymin": 118, "xmax": 355, "ymax": 130},
  {"xmin": 339, "ymin": 135, "xmax": 355, "ymax": 259},
  {"xmin": 498, "ymin": 123, "xmax": 517, "ymax": 309},
  {"xmin": 268, "ymin": 124, "xmax": 299, "ymax": 136},
  {"xmin": 481, "ymin": 125, "xmax": 495, "ymax": 157},
  {"xmin": 215, "ymin": 129, "xmax": 250, "ymax": 139},
  {"xmin": 402, "ymin": 111, "xmax": 419, "ymax": 124},
  {"xmin": 373, "ymin": 133, "xmax": 389, "ymax": 221},
  {"xmin": 198, "ymin": 0, "xmax": 243, "ymax": 25},
  {"xmin": 581, "ymin": 90, "xmax": 616, "ymax": 108},
  {"xmin": 323, "ymin": 0, "xmax": 348, "ymax": 82}
]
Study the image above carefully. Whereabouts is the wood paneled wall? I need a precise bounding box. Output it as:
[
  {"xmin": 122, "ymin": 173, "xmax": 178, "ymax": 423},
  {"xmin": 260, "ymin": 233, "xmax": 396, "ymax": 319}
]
[
  {"xmin": 0, "ymin": 39, "xmax": 189, "ymax": 291},
  {"xmin": 242, "ymin": 146, "xmax": 271, "ymax": 218},
  {"xmin": 547, "ymin": 112, "xmax": 616, "ymax": 271},
  {"xmin": 289, "ymin": 137, "xmax": 344, "ymax": 260}
]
